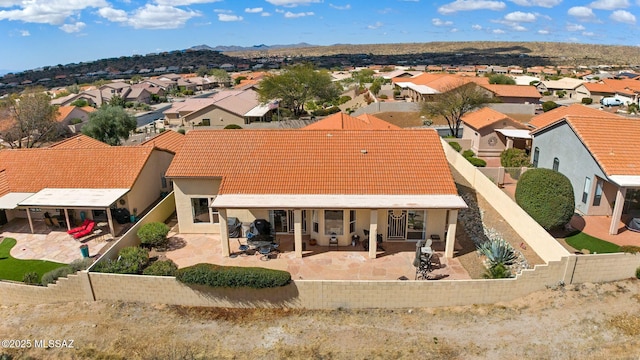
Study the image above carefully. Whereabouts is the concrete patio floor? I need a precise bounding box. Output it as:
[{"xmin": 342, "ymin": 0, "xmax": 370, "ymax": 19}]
[
  {"xmin": 1, "ymin": 219, "xmax": 118, "ymax": 264},
  {"xmin": 164, "ymin": 233, "xmax": 472, "ymax": 281}
]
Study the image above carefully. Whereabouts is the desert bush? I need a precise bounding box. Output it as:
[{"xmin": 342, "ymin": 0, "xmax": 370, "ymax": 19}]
[
  {"xmin": 143, "ymin": 260, "xmax": 178, "ymax": 276},
  {"xmin": 515, "ymin": 168, "xmax": 575, "ymax": 230},
  {"xmin": 176, "ymin": 263, "xmax": 291, "ymax": 289},
  {"xmin": 467, "ymin": 157, "xmax": 487, "ymax": 167},
  {"xmin": 581, "ymin": 97, "xmax": 593, "ymax": 105},
  {"xmin": 337, "ymin": 95, "xmax": 351, "ymax": 105},
  {"xmin": 542, "ymin": 101, "xmax": 559, "ymax": 112},
  {"xmin": 483, "ymin": 263, "xmax": 512, "ymax": 279},
  {"xmin": 22, "ymin": 271, "xmax": 40, "ymax": 285},
  {"xmin": 311, "ymin": 106, "xmax": 340, "ymax": 117},
  {"xmin": 177, "ymin": 128, "xmax": 186, "ymax": 135},
  {"xmin": 462, "ymin": 149, "xmax": 475, "ymax": 158},
  {"xmin": 41, "ymin": 266, "xmax": 75, "ymax": 285},
  {"xmin": 378, "ymin": 94, "xmax": 388, "ymax": 99},
  {"xmin": 224, "ymin": 124, "xmax": 243, "ymax": 129},
  {"xmin": 478, "ymin": 238, "xmax": 518, "ymax": 267},
  {"xmin": 137, "ymin": 222, "xmax": 170, "ymax": 249},
  {"xmin": 637, "ymin": 267, "xmax": 640, "ymax": 279},
  {"xmin": 93, "ymin": 246, "xmax": 149, "ymax": 274},
  {"xmin": 620, "ymin": 245, "xmax": 640, "ymax": 254},
  {"xmin": 448, "ymin": 141, "xmax": 462, "ymax": 152},
  {"xmin": 500, "ymin": 148, "xmax": 530, "ymax": 167},
  {"xmin": 69, "ymin": 258, "xmax": 94, "ymax": 271}
]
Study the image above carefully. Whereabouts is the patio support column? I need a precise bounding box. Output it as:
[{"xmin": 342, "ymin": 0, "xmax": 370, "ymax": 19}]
[
  {"xmin": 368, "ymin": 210, "xmax": 378, "ymax": 259},
  {"xmin": 609, "ymin": 187, "xmax": 626, "ymax": 235},
  {"xmin": 294, "ymin": 209, "xmax": 302, "ymax": 258},
  {"xmin": 506, "ymin": 138, "xmax": 514, "ymax": 149},
  {"xmin": 26, "ymin": 208, "xmax": 34, "ymax": 234},
  {"xmin": 106, "ymin": 208, "xmax": 115, "ymax": 237},
  {"xmin": 63, "ymin": 209, "xmax": 71, "ymax": 231},
  {"xmin": 219, "ymin": 209, "xmax": 230, "ymax": 257},
  {"xmin": 445, "ymin": 209, "xmax": 458, "ymax": 258}
]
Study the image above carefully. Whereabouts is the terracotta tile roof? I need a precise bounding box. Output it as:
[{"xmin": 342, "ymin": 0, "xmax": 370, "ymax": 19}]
[
  {"xmin": 392, "ymin": 73, "xmax": 488, "ymax": 92},
  {"xmin": 140, "ymin": 130, "xmax": 185, "ymax": 154},
  {"xmin": 302, "ymin": 112, "xmax": 401, "ymax": 130},
  {"xmin": 0, "ymin": 146, "xmax": 154, "ymax": 193},
  {"xmin": 480, "ymin": 84, "xmax": 542, "ymax": 98},
  {"xmin": 461, "ymin": 107, "xmax": 523, "ymax": 130},
  {"xmin": 55, "ymin": 105, "xmax": 75, "ymax": 123},
  {"xmin": 0, "ymin": 170, "xmax": 9, "ymax": 197},
  {"xmin": 49, "ymin": 134, "xmax": 111, "ymax": 149},
  {"xmin": 582, "ymin": 82, "xmax": 615, "ymax": 93},
  {"xmin": 528, "ymin": 104, "xmax": 621, "ymax": 129},
  {"xmin": 565, "ymin": 116, "xmax": 640, "ymax": 176},
  {"xmin": 166, "ymin": 129, "xmax": 457, "ymax": 196}
]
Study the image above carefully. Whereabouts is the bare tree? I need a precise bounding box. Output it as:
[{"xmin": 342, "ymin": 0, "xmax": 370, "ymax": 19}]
[
  {"xmin": 421, "ymin": 81, "xmax": 492, "ymax": 138},
  {"xmin": 0, "ymin": 91, "xmax": 60, "ymax": 148}
]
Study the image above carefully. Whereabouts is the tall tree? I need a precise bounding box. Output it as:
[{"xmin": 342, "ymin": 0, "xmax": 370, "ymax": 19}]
[
  {"xmin": 258, "ymin": 64, "xmax": 340, "ymax": 116},
  {"xmin": 421, "ymin": 81, "xmax": 492, "ymax": 137},
  {"xmin": 0, "ymin": 91, "xmax": 59, "ymax": 148},
  {"xmin": 208, "ymin": 69, "xmax": 230, "ymax": 86},
  {"xmin": 81, "ymin": 105, "xmax": 137, "ymax": 146}
]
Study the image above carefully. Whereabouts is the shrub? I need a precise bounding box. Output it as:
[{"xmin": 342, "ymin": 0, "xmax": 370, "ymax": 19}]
[
  {"xmin": 23, "ymin": 271, "xmax": 40, "ymax": 285},
  {"xmin": 581, "ymin": 97, "xmax": 593, "ymax": 105},
  {"xmin": 176, "ymin": 263, "xmax": 291, "ymax": 289},
  {"xmin": 448, "ymin": 141, "xmax": 462, "ymax": 152},
  {"xmin": 483, "ymin": 263, "xmax": 512, "ymax": 279},
  {"xmin": 224, "ymin": 124, "xmax": 243, "ymax": 129},
  {"xmin": 137, "ymin": 222, "xmax": 170, "ymax": 249},
  {"xmin": 542, "ymin": 101, "xmax": 559, "ymax": 112},
  {"xmin": 500, "ymin": 148, "xmax": 530, "ymax": 168},
  {"xmin": 143, "ymin": 260, "xmax": 178, "ymax": 276},
  {"xmin": 69, "ymin": 258, "xmax": 94, "ymax": 271},
  {"xmin": 311, "ymin": 106, "xmax": 340, "ymax": 117},
  {"xmin": 337, "ymin": 95, "xmax": 351, "ymax": 105},
  {"xmin": 93, "ymin": 246, "xmax": 149, "ymax": 274},
  {"xmin": 41, "ymin": 266, "xmax": 75, "ymax": 285},
  {"xmin": 637, "ymin": 266, "xmax": 640, "ymax": 279},
  {"xmin": 515, "ymin": 168, "xmax": 575, "ymax": 230},
  {"xmin": 462, "ymin": 149, "xmax": 475, "ymax": 158},
  {"xmin": 378, "ymin": 94, "xmax": 388, "ymax": 99},
  {"xmin": 177, "ymin": 128, "xmax": 186, "ymax": 135},
  {"xmin": 478, "ymin": 239, "xmax": 518, "ymax": 267},
  {"xmin": 621, "ymin": 245, "xmax": 640, "ymax": 254},
  {"xmin": 467, "ymin": 157, "xmax": 487, "ymax": 167},
  {"xmin": 69, "ymin": 118, "xmax": 83, "ymax": 125}
]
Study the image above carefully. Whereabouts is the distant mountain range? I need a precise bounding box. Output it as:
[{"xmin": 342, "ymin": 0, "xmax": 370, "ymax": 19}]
[{"xmin": 189, "ymin": 43, "xmax": 316, "ymax": 52}]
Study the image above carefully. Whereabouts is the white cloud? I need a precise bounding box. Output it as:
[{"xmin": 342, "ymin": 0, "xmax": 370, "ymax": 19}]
[
  {"xmin": 121, "ymin": 4, "xmax": 200, "ymax": 29},
  {"xmin": 589, "ymin": 0, "xmax": 630, "ymax": 10},
  {"xmin": 610, "ymin": 9, "xmax": 636, "ymax": 23},
  {"xmin": 0, "ymin": 0, "xmax": 108, "ymax": 25},
  {"xmin": 19, "ymin": 29, "xmax": 30, "ymax": 36},
  {"xmin": 582, "ymin": 31, "xmax": 595, "ymax": 36},
  {"xmin": 566, "ymin": 23, "xmax": 585, "ymax": 31},
  {"xmin": 537, "ymin": 29, "xmax": 549, "ymax": 34},
  {"xmin": 504, "ymin": 11, "xmax": 536, "ymax": 22},
  {"xmin": 154, "ymin": 0, "xmax": 221, "ymax": 5},
  {"xmin": 432, "ymin": 18, "xmax": 453, "ymax": 26},
  {"xmin": 261, "ymin": 12, "xmax": 271, "ymax": 16},
  {"xmin": 245, "ymin": 7, "xmax": 263, "ymax": 13},
  {"xmin": 59, "ymin": 21, "xmax": 86, "ymax": 33},
  {"xmin": 492, "ymin": 29, "xmax": 505, "ymax": 33},
  {"xmin": 329, "ymin": 3, "xmax": 351, "ymax": 10},
  {"xmin": 472, "ymin": 24, "xmax": 482, "ymax": 30},
  {"xmin": 450, "ymin": 28, "xmax": 459, "ymax": 32},
  {"xmin": 438, "ymin": 0, "xmax": 506, "ymax": 15},
  {"xmin": 567, "ymin": 6, "xmax": 597, "ymax": 21},
  {"xmin": 508, "ymin": 0, "xmax": 561, "ymax": 6},
  {"xmin": 513, "ymin": 25, "xmax": 527, "ymax": 31},
  {"xmin": 283, "ymin": 11, "xmax": 314, "ymax": 18},
  {"xmin": 266, "ymin": 0, "xmax": 322, "ymax": 6},
  {"xmin": 218, "ymin": 13, "xmax": 243, "ymax": 21},
  {"xmin": 367, "ymin": 21, "xmax": 383, "ymax": 29},
  {"xmin": 98, "ymin": 7, "xmax": 129, "ymax": 22}
]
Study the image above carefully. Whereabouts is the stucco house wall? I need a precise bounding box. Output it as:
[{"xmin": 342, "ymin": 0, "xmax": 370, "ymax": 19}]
[
  {"xmin": 126, "ymin": 150, "xmax": 175, "ymax": 216},
  {"xmin": 184, "ymin": 107, "xmax": 244, "ymax": 128},
  {"xmin": 173, "ymin": 178, "xmax": 221, "ymax": 233}
]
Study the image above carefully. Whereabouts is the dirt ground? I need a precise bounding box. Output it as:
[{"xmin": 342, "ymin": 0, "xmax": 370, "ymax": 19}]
[{"xmin": 1, "ymin": 279, "xmax": 639, "ymax": 360}]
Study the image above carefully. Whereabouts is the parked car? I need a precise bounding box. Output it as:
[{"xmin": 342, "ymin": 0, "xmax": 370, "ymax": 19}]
[{"xmin": 600, "ymin": 97, "xmax": 623, "ymax": 107}]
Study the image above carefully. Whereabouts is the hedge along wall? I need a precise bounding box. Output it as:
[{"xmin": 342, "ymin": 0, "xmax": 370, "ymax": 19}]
[
  {"xmin": 440, "ymin": 138, "xmax": 570, "ymax": 263},
  {"xmin": 0, "ymin": 271, "xmax": 94, "ymax": 305},
  {"xmin": 88, "ymin": 192, "xmax": 176, "ymax": 269},
  {"xmin": 442, "ymin": 137, "xmax": 473, "ymax": 152}
]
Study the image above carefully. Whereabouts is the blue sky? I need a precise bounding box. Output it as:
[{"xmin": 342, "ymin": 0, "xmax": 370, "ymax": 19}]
[{"xmin": 1, "ymin": 0, "xmax": 639, "ymax": 73}]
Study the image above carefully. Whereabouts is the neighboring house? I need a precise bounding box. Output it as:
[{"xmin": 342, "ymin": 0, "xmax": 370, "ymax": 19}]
[
  {"xmin": 163, "ymin": 89, "xmax": 271, "ymax": 127},
  {"xmin": 0, "ymin": 141, "xmax": 176, "ymax": 236},
  {"xmin": 536, "ymin": 78, "xmax": 584, "ymax": 99},
  {"xmin": 49, "ymin": 134, "xmax": 111, "ymax": 149},
  {"xmin": 165, "ymin": 129, "xmax": 466, "ymax": 259},
  {"xmin": 55, "ymin": 105, "xmax": 96, "ymax": 133},
  {"xmin": 140, "ymin": 129, "xmax": 185, "ymax": 154},
  {"xmin": 480, "ymin": 84, "xmax": 542, "ymax": 104},
  {"xmin": 530, "ymin": 113, "xmax": 639, "ymax": 235},
  {"xmin": 392, "ymin": 73, "xmax": 489, "ymax": 102},
  {"xmin": 124, "ymin": 87, "xmax": 151, "ymax": 104},
  {"xmin": 461, "ymin": 107, "xmax": 530, "ymax": 157},
  {"xmin": 575, "ymin": 82, "xmax": 616, "ymax": 103},
  {"xmin": 526, "ymin": 103, "xmax": 620, "ymax": 130},
  {"xmin": 302, "ymin": 112, "xmax": 401, "ymax": 130}
]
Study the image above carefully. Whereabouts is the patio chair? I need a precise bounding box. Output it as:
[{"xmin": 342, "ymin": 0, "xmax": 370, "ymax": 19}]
[
  {"xmin": 73, "ymin": 220, "xmax": 96, "ymax": 239},
  {"xmin": 44, "ymin": 217, "xmax": 54, "ymax": 228},
  {"xmin": 67, "ymin": 219, "xmax": 92, "ymax": 235},
  {"xmin": 329, "ymin": 232, "xmax": 338, "ymax": 250},
  {"xmin": 51, "ymin": 217, "xmax": 65, "ymax": 229}
]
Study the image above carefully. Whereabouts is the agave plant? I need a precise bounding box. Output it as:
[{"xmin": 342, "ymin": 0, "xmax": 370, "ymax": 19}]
[{"xmin": 477, "ymin": 238, "xmax": 518, "ymax": 267}]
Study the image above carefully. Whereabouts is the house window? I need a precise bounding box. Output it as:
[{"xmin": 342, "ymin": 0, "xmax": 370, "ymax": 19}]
[
  {"xmin": 593, "ymin": 179, "xmax": 603, "ymax": 206},
  {"xmin": 202, "ymin": 118, "xmax": 210, "ymax": 126},
  {"xmin": 582, "ymin": 177, "xmax": 591, "ymax": 204},
  {"xmin": 533, "ymin": 147, "xmax": 539, "ymax": 167},
  {"xmin": 407, "ymin": 210, "xmax": 427, "ymax": 240},
  {"xmin": 191, "ymin": 197, "xmax": 218, "ymax": 223},
  {"xmin": 349, "ymin": 210, "xmax": 356, "ymax": 233},
  {"xmin": 324, "ymin": 210, "xmax": 344, "ymax": 235},
  {"xmin": 312, "ymin": 210, "xmax": 319, "ymax": 233},
  {"xmin": 553, "ymin": 158, "xmax": 559, "ymax": 172}
]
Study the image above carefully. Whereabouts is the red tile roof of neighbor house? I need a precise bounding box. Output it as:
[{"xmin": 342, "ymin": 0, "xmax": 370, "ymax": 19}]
[
  {"xmin": 461, "ymin": 107, "xmax": 523, "ymax": 131},
  {"xmin": 0, "ymin": 146, "xmax": 155, "ymax": 196},
  {"xmin": 392, "ymin": 73, "xmax": 489, "ymax": 92},
  {"xmin": 49, "ymin": 134, "xmax": 111, "ymax": 149},
  {"xmin": 582, "ymin": 82, "xmax": 616, "ymax": 93},
  {"xmin": 140, "ymin": 130, "xmax": 185, "ymax": 154},
  {"xmin": 480, "ymin": 84, "xmax": 542, "ymax": 99},
  {"xmin": 55, "ymin": 105, "xmax": 76, "ymax": 123},
  {"xmin": 165, "ymin": 129, "xmax": 457, "ymax": 196},
  {"xmin": 565, "ymin": 116, "xmax": 640, "ymax": 176},
  {"xmin": 527, "ymin": 104, "xmax": 622, "ymax": 129},
  {"xmin": 302, "ymin": 112, "xmax": 401, "ymax": 130},
  {"xmin": 0, "ymin": 170, "xmax": 9, "ymax": 197}
]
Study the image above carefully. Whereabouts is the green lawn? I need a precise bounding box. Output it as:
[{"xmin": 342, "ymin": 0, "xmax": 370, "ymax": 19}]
[
  {"xmin": 565, "ymin": 232, "xmax": 621, "ymax": 254},
  {"xmin": 0, "ymin": 238, "xmax": 67, "ymax": 282}
]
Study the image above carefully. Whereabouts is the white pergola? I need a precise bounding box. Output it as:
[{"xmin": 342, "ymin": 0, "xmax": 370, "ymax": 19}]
[
  {"xmin": 212, "ymin": 194, "xmax": 468, "ymax": 259},
  {"xmin": 16, "ymin": 188, "xmax": 130, "ymax": 236},
  {"xmin": 608, "ymin": 176, "xmax": 640, "ymax": 235}
]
